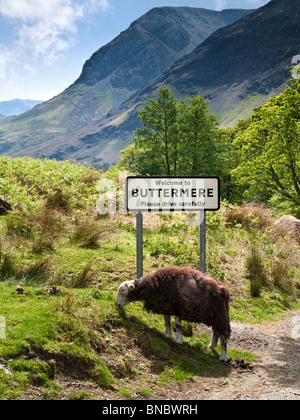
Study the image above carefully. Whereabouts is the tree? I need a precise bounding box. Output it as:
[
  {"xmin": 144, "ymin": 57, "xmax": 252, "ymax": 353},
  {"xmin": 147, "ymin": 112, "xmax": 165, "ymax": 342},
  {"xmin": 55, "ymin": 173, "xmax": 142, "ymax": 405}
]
[
  {"xmin": 131, "ymin": 87, "xmax": 219, "ymax": 177},
  {"xmin": 216, "ymin": 118, "xmax": 252, "ymax": 202},
  {"xmin": 232, "ymin": 77, "xmax": 300, "ymax": 213},
  {"xmin": 133, "ymin": 88, "xmax": 178, "ymax": 176},
  {"xmin": 117, "ymin": 144, "xmax": 136, "ymax": 172},
  {"xmin": 177, "ymin": 95, "xmax": 218, "ymax": 175}
]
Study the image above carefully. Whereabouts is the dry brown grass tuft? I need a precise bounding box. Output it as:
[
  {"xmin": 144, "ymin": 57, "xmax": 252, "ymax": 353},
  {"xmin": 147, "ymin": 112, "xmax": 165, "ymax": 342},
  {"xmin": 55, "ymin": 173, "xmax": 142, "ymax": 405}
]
[
  {"xmin": 69, "ymin": 264, "xmax": 98, "ymax": 289},
  {"xmin": 271, "ymin": 259, "xmax": 293, "ymax": 294},
  {"xmin": 70, "ymin": 217, "xmax": 103, "ymax": 249},
  {"xmin": 81, "ymin": 170, "xmax": 102, "ymax": 185},
  {"xmin": 245, "ymin": 247, "xmax": 268, "ymax": 298},
  {"xmin": 5, "ymin": 207, "xmax": 63, "ymax": 254},
  {"xmin": 45, "ymin": 190, "xmax": 71, "ymax": 214},
  {"xmin": 225, "ymin": 203, "xmax": 274, "ymax": 231}
]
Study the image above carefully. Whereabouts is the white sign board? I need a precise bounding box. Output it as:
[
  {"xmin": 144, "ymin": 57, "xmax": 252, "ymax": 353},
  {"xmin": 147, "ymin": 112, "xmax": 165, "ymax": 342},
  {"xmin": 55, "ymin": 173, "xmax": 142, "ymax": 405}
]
[{"xmin": 126, "ymin": 177, "xmax": 220, "ymax": 212}]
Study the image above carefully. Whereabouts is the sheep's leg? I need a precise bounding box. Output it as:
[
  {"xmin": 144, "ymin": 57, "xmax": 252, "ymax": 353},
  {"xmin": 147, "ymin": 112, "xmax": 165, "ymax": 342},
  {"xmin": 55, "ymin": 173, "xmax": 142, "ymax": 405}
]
[
  {"xmin": 164, "ymin": 316, "xmax": 172, "ymax": 339},
  {"xmin": 209, "ymin": 331, "xmax": 219, "ymax": 350},
  {"xmin": 174, "ymin": 317, "xmax": 183, "ymax": 344},
  {"xmin": 219, "ymin": 335, "xmax": 228, "ymax": 361}
]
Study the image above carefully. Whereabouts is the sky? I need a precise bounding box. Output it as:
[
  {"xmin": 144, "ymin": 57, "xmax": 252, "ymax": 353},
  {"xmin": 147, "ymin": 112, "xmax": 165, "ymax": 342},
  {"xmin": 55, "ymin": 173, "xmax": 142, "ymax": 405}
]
[{"xmin": 0, "ymin": 0, "xmax": 269, "ymax": 102}]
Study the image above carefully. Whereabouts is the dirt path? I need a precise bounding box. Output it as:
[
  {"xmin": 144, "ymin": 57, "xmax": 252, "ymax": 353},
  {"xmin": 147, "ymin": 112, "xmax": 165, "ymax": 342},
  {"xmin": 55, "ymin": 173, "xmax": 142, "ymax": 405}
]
[{"xmin": 162, "ymin": 311, "xmax": 300, "ymax": 400}]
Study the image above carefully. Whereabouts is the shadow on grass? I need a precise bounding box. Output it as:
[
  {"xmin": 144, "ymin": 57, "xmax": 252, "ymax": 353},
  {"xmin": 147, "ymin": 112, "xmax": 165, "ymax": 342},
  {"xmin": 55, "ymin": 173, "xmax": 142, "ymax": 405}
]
[{"xmin": 116, "ymin": 306, "xmax": 232, "ymax": 382}]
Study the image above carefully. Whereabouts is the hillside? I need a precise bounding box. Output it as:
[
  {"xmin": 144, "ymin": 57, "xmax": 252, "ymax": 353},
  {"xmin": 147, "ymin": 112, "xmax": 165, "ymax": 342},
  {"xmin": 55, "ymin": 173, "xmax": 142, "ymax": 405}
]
[
  {"xmin": 82, "ymin": 0, "xmax": 300, "ymax": 163},
  {"xmin": 0, "ymin": 156, "xmax": 299, "ymax": 399},
  {"xmin": 0, "ymin": 7, "xmax": 254, "ymax": 164},
  {"xmin": 2, "ymin": 0, "xmax": 298, "ymax": 167},
  {"xmin": 45, "ymin": 0, "xmax": 300, "ymax": 167},
  {"xmin": 135, "ymin": 0, "xmax": 300, "ymax": 124}
]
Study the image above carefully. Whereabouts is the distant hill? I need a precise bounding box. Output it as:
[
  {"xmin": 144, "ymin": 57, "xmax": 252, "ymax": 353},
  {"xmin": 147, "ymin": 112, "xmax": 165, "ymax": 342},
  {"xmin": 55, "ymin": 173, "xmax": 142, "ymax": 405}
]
[
  {"xmin": 0, "ymin": 99, "xmax": 42, "ymax": 116},
  {"xmin": 0, "ymin": 7, "xmax": 254, "ymax": 163}
]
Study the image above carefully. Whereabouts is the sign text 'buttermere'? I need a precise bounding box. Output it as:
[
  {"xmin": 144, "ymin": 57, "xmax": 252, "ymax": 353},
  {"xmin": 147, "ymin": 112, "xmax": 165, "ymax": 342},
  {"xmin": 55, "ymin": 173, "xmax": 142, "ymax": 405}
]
[{"xmin": 126, "ymin": 177, "xmax": 220, "ymax": 212}]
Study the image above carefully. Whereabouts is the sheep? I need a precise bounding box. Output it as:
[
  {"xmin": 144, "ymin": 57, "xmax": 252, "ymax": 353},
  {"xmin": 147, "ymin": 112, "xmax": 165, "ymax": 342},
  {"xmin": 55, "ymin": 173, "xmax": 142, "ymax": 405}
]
[{"xmin": 115, "ymin": 266, "xmax": 231, "ymax": 361}]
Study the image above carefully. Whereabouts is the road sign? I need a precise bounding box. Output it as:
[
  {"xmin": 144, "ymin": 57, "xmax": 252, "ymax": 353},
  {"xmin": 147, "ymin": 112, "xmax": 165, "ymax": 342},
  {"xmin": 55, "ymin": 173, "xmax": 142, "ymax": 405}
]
[
  {"xmin": 126, "ymin": 176, "xmax": 220, "ymax": 278},
  {"xmin": 126, "ymin": 177, "xmax": 220, "ymax": 213}
]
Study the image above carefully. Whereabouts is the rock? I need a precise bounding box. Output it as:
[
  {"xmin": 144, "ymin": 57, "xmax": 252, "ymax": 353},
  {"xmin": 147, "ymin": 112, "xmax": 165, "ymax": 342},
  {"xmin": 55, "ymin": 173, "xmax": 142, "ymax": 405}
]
[
  {"xmin": 0, "ymin": 364, "xmax": 11, "ymax": 375},
  {"xmin": 45, "ymin": 286, "xmax": 62, "ymax": 295},
  {"xmin": 16, "ymin": 287, "xmax": 25, "ymax": 295},
  {"xmin": 0, "ymin": 198, "xmax": 13, "ymax": 215},
  {"xmin": 275, "ymin": 215, "xmax": 300, "ymax": 243},
  {"xmin": 225, "ymin": 358, "xmax": 254, "ymax": 371}
]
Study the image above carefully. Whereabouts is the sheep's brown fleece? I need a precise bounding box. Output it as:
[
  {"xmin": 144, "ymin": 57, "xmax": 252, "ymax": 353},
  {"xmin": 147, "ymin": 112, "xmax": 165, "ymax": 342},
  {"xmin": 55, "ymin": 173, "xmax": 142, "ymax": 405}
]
[{"xmin": 128, "ymin": 266, "xmax": 231, "ymax": 339}]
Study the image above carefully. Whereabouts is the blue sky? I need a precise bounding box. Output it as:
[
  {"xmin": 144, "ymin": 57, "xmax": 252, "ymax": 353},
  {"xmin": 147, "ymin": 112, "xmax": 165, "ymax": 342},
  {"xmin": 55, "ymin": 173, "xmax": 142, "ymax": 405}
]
[{"xmin": 0, "ymin": 0, "xmax": 269, "ymax": 101}]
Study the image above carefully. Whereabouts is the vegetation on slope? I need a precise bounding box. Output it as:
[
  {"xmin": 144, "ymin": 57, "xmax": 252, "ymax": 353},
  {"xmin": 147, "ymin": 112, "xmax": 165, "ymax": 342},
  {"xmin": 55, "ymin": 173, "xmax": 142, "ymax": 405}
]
[
  {"xmin": 0, "ymin": 156, "xmax": 299, "ymax": 399},
  {"xmin": 120, "ymin": 75, "xmax": 300, "ymax": 216},
  {"xmin": 0, "ymin": 7, "xmax": 254, "ymax": 166}
]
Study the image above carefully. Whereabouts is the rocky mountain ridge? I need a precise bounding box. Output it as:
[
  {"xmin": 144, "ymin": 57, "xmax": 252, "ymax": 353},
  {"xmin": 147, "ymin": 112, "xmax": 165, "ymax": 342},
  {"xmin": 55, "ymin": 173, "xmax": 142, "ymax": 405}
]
[
  {"xmin": 3, "ymin": 2, "xmax": 298, "ymax": 167},
  {"xmin": 0, "ymin": 6, "xmax": 254, "ymax": 164},
  {"xmin": 74, "ymin": 0, "xmax": 299, "ymax": 165}
]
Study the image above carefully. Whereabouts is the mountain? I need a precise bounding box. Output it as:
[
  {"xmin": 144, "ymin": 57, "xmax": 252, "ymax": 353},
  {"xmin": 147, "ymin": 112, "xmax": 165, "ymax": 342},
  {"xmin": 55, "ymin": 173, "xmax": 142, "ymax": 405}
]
[
  {"xmin": 64, "ymin": 0, "xmax": 298, "ymax": 165},
  {"xmin": 0, "ymin": 99, "xmax": 43, "ymax": 116},
  {"xmin": 135, "ymin": 0, "xmax": 300, "ymax": 125},
  {"xmin": 0, "ymin": 7, "xmax": 254, "ymax": 163}
]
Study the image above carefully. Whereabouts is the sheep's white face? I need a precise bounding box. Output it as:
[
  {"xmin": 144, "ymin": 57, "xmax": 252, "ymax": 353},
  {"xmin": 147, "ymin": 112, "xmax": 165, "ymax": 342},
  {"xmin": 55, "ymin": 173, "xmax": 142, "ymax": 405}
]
[{"xmin": 115, "ymin": 280, "xmax": 135, "ymax": 307}]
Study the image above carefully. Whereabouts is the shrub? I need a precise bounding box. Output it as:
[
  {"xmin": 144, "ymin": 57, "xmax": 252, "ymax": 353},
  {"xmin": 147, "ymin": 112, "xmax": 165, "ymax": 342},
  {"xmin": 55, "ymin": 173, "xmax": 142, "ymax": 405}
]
[
  {"xmin": 5, "ymin": 213, "xmax": 33, "ymax": 240},
  {"xmin": 145, "ymin": 235, "xmax": 197, "ymax": 266},
  {"xmin": 271, "ymin": 260, "xmax": 293, "ymax": 294},
  {"xmin": 69, "ymin": 264, "xmax": 97, "ymax": 289},
  {"xmin": 0, "ymin": 251, "xmax": 52, "ymax": 284},
  {"xmin": 22, "ymin": 258, "xmax": 53, "ymax": 285},
  {"xmin": 0, "ymin": 251, "xmax": 21, "ymax": 281},
  {"xmin": 45, "ymin": 189, "xmax": 71, "ymax": 214},
  {"xmin": 5, "ymin": 208, "xmax": 63, "ymax": 253},
  {"xmin": 70, "ymin": 218, "xmax": 103, "ymax": 249},
  {"xmin": 226, "ymin": 203, "xmax": 273, "ymax": 231},
  {"xmin": 246, "ymin": 248, "xmax": 267, "ymax": 298}
]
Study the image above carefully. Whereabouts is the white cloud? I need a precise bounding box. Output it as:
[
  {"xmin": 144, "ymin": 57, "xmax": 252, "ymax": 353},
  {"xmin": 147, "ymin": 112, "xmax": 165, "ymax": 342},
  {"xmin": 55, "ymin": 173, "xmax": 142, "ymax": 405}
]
[
  {"xmin": 0, "ymin": 0, "xmax": 110, "ymax": 99},
  {"xmin": 0, "ymin": 0, "xmax": 110, "ymax": 64},
  {"xmin": 0, "ymin": 54, "xmax": 6, "ymax": 79},
  {"xmin": 214, "ymin": 0, "xmax": 227, "ymax": 11}
]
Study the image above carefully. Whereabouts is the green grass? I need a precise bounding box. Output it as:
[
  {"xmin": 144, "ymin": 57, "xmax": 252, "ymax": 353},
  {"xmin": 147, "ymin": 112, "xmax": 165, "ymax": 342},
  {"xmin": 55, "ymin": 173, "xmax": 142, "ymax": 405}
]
[
  {"xmin": 0, "ymin": 156, "xmax": 300, "ymax": 399},
  {"xmin": 0, "ymin": 155, "xmax": 101, "ymax": 212},
  {"xmin": 0, "ymin": 284, "xmax": 225, "ymax": 398}
]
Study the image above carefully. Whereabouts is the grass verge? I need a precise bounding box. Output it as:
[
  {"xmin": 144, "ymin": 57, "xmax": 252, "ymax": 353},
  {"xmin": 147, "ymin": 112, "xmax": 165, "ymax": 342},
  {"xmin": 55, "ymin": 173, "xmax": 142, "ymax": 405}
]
[{"xmin": 0, "ymin": 157, "xmax": 299, "ymax": 399}]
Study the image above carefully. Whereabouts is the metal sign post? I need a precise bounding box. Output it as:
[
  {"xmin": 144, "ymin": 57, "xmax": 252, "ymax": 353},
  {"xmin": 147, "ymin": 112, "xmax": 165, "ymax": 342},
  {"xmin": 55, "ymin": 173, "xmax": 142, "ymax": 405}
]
[
  {"xmin": 136, "ymin": 212, "xmax": 143, "ymax": 279},
  {"xmin": 199, "ymin": 210, "xmax": 206, "ymax": 273},
  {"xmin": 126, "ymin": 177, "xmax": 220, "ymax": 278}
]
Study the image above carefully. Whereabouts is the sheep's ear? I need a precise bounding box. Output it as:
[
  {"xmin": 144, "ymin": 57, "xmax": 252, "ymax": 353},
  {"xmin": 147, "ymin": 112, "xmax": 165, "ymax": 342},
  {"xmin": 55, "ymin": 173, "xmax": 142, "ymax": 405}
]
[{"xmin": 128, "ymin": 284, "xmax": 135, "ymax": 291}]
